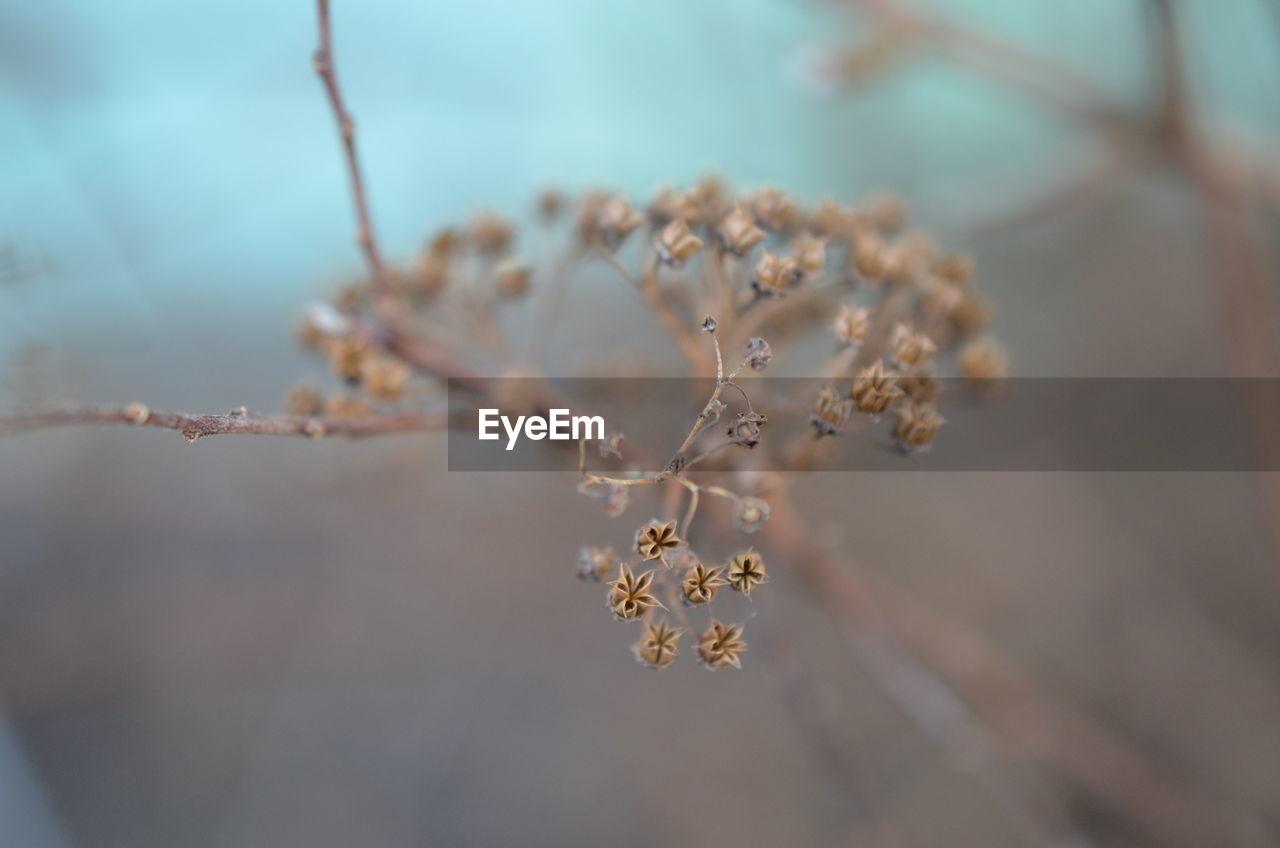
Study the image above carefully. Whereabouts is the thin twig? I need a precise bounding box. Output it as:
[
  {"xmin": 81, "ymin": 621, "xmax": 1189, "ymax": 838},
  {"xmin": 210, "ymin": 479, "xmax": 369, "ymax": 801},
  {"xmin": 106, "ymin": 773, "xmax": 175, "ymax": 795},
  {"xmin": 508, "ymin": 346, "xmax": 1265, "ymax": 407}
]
[{"xmin": 0, "ymin": 405, "xmax": 453, "ymax": 441}]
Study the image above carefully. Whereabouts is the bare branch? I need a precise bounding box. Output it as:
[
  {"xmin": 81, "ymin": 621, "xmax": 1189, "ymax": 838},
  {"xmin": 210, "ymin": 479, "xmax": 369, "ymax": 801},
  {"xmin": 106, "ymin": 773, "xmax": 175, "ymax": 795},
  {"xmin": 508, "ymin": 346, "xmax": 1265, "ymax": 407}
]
[
  {"xmin": 0, "ymin": 405, "xmax": 453, "ymax": 441},
  {"xmin": 313, "ymin": 0, "xmax": 394, "ymax": 305}
]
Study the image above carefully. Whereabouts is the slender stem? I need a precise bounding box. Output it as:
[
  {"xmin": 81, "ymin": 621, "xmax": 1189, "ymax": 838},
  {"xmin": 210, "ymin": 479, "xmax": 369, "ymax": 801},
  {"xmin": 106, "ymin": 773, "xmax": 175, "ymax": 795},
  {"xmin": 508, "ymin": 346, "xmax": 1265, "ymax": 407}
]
[
  {"xmin": 0, "ymin": 405, "xmax": 452, "ymax": 441},
  {"xmin": 313, "ymin": 0, "xmax": 395, "ymax": 306}
]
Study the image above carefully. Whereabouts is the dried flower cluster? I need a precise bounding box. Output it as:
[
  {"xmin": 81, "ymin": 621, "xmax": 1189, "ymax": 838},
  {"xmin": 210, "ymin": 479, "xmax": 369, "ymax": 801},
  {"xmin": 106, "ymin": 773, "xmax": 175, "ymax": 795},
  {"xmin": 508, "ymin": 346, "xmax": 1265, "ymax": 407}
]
[{"xmin": 279, "ymin": 179, "xmax": 1001, "ymax": 669}]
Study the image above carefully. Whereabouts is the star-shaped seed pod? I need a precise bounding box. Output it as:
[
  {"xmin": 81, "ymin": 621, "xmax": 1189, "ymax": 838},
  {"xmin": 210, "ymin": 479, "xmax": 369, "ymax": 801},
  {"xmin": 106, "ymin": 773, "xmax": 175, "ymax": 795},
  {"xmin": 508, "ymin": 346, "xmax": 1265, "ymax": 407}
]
[
  {"xmin": 681, "ymin": 562, "xmax": 727, "ymax": 606},
  {"xmin": 633, "ymin": 619, "xmax": 682, "ymax": 669},
  {"xmin": 654, "ymin": 218, "xmax": 704, "ymax": 266},
  {"xmin": 727, "ymin": 550, "xmax": 768, "ymax": 596},
  {"xmin": 851, "ymin": 359, "xmax": 903, "ymax": 415},
  {"xmin": 607, "ymin": 564, "xmax": 660, "ymax": 621},
  {"xmin": 698, "ymin": 619, "xmax": 748, "ymax": 670},
  {"xmin": 635, "ymin": 520, "xmax": 682, "ymax": 564},
  {"xmin": 894, "ymin": 401, "xmax": 946, "ymax": 453},
  {"xmin": 716, "ymin": 205, "xmax": 766, "ymax": 256}
]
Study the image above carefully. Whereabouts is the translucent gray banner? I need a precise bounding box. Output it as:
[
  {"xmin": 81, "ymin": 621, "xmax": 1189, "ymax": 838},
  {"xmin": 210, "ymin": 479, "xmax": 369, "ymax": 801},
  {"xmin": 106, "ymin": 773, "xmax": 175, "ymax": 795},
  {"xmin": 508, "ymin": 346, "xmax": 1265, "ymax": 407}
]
[{"xmin": 446, "ymin": 378, "xmax": 1280, "ymax": 471}]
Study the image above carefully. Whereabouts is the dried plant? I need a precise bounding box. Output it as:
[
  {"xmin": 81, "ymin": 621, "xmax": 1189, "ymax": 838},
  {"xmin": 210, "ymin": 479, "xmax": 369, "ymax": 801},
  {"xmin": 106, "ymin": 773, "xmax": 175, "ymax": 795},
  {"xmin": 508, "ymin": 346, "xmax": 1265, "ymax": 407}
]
[{"xmin": 0, "ymin": 2, "xmax": 1261, "ymax": 845}]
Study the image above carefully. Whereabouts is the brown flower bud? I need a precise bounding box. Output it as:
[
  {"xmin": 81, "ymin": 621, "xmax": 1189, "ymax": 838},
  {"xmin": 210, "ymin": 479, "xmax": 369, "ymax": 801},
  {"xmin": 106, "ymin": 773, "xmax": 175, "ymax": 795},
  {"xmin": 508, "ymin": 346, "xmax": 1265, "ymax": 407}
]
[
  {"xmin": 851, "ymin": 359, "xmax": 902, "ymax": 415},
  {"xmin": 428, "ymin": 228, "xmax": 463, "ymax": 258},
  {"xmin": 951, "ymin": 292, "xmax": 993, "ymax": 334},
  {"xmin": 717, "ymin": 205, "xmax": 766, "ymax": 255},
  {"xmin": 654, "ymin": 218, "xmax": 704, "ymax": 266},
  {"xmin": 852, "ymin": 232, "xmax": 890, "ymax": 281},
  {"xmin": 811, "ymin": 199, "xmax": 855, "ymax": 240}
]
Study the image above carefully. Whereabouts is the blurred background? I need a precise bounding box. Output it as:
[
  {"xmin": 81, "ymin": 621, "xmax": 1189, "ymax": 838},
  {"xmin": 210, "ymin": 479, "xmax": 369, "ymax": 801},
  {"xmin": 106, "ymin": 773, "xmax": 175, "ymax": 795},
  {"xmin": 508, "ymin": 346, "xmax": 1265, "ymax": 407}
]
[{"xmin": 2, "ymin": 0, "xmax": 1279, "ymax": 846}]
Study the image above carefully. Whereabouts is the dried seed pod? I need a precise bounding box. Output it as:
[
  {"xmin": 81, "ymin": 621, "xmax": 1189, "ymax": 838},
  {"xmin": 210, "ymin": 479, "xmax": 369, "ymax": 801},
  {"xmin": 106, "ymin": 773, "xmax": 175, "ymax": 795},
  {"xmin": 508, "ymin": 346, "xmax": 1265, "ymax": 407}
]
[
  {"xmin": 537, "ymin": 188, "xmax": 565, "ymax": 222},
  {"xmin": 284, "ymin": 382, "xmax": 324, "ymax": 416},
  {"xmin": 792, "ymin": 234, "xmax": 828, "ymax": 275},
  {"xmin": 746, "ymin": 337, "xmax": 773, "ymax": 371},
  {"xmin": 852, "ymin": 231, "xmax": 891, "ymax": 281},
  {"xmin": 654, "ymin": 218, "xmax": 704, "ymax": 266},
  {"xmin": 698, "ymin": 619, "xmax": 748, "ymax": 670},
  {"xmin": 577, "ymin": 545, "xmax": 617, "ymax": 582},
  {"xmin": 647, "ymin": 186, "xmax": 696, "ymax": 226},
  {"xmin": 934, "ymin": 251, "xmax": 974, "ymax": 284},
  {"xmin": 809, "ymin": 384, "xmax": 853, "ymax": 437},
  {"xmin": 833, "ymin": 304, "xmax": 870, "ymax": 347},
  {"xmin": 428, "ymin": 228, "xmax": 463, "ymax": 258},
  {"xmin": 728, "ymin": 411, "xmax": 766, "ymax": 448},
  {"xmin": 494, "ymin": 256, "xmax": 532, "ymax": 299},
  {"xmin": 727, "ymin": 550, "xmax": 768, "ymax": 595},
  {"xmin": 951, "ymin": 292, "xmax": 993, "ymax": 334},
  {"xmin": 811, "ymin": 199, "xmax": 855, "ymax": 240},
  {"xmin": 890, "ymin": 323, "xmax": 937, "ymax": 369},
  {"xmin": 752, "ymin": 250, "xmax": 802, "ymax": 296},
  {"xmin": 733, "ymin": 497, "xmax": 771, "ymax": 533},
  {"xmin": 851, "ymin": 359, "xmax": 902, "ymax": 415},
  {"xmin": 324, "ymin": 391, "xmax": 370, "ymax": 418},
  {"xmin": 717, "ymin": 205, "xmax": 766, "ymax": 256},
  {"xmin": 959, "ymin": 338, "xmax": 1008, "ymax": 380},
  {"xmin": 894, "ymin": 401, "xmax": 946, "ymax": 452},
  {"xmin": 899, "ymin": 371, "xmax": 938, "ymax": 403},
  {"xmin": 327, "ymin": 335, "xmax": 375, "ymax": 382},
  {"xmin": 749, "ymin": 186, "xmax": 799, "ymax": 232},
  {"xmin": 635, "ymin": 519, "xmax": 682, "ymax": 564},
  {"xmin": 682, "ymin": 563, "xmax": 727, "ymax": 605},
  {"xmin": 470, "ymin": 211, "xmax": 513, "ymax": 255},
  {"xmin": 607, "ymin": 564, "xmax": 660, "ymax": 621},
  {"xmin": 411, "ymin": 251, "xmax": 450, "ymax": 297},
  {"xmin": 358, "ymin": 356, "xmax": 410, "ymax": 401},
  {"xmin": 633, "ymin": 619, "xmax": 681, "ymax": 669},
  {"xmin": 595, "ymin": 195, "xmax": 645, "ymax": 250}
]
